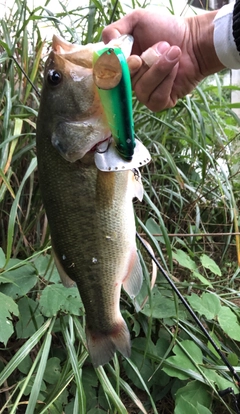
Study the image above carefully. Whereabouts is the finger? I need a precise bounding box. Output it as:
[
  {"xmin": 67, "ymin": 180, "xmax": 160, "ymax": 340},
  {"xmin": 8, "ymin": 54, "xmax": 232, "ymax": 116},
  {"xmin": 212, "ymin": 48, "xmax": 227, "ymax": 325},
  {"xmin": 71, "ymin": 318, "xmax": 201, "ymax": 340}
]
[
  {"xmin": 145, "ymin": 64, "xmax": 180, "ymax": 112},
  {"xmin": 133, "ymin": 45, "xmax": 181, "ymax": 111},
  {"xmin": 141, "ymin": 41, "xmax": 170, "ymax": 67},
  {"xmin": 132, "ymin": 41, "xmax": 170, "ymax": 88},
  {"xmin": 131, "ymin": 63, "xmax": 149, "ymax": 88},
  {"xmin": 127, "ymin": 55, "xmax": 142, "ymax": 76}
]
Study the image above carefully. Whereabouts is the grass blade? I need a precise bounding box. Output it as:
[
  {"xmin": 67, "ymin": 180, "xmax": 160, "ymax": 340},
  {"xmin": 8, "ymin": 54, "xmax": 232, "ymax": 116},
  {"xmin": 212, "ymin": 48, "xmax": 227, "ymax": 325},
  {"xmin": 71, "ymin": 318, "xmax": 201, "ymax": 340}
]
[
  {"xmin": 26, "ymin": 318, "xmax": 56, "ymax": 414},
  {"xmin": 95, "ymin": 365, "xmax": 128, "ymax": 414}
]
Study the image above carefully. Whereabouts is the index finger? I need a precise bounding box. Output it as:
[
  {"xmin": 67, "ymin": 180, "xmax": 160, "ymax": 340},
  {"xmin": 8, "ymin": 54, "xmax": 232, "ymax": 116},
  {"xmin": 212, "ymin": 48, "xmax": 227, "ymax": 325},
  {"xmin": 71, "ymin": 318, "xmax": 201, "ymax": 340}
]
[{"xmin": 102, "ymin": 11, "xmax": 138, "ymax": 43}]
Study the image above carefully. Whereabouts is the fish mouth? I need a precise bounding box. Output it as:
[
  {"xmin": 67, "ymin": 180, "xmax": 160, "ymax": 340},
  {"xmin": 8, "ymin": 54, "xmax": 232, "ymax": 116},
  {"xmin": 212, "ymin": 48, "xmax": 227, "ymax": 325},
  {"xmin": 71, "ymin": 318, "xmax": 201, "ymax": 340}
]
[{"xmin": 90, "ymin": 136, "xmax": 112, "ymax": 153}]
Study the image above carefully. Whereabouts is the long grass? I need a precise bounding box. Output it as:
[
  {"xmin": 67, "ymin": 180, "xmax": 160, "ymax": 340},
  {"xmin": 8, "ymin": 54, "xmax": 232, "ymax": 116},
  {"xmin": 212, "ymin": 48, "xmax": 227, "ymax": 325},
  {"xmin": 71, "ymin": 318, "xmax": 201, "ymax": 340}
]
[{"xmin": 1, "ymin": 1, "xmax": 240, "ymax": 413}]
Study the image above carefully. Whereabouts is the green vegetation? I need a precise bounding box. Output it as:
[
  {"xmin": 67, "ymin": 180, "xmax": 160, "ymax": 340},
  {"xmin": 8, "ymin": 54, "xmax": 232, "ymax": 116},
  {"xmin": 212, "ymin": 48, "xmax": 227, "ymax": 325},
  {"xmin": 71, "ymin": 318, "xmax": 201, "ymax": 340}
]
[{"xmin": 1, "ymin": 0, "xmax": 240, "ymax": 412}]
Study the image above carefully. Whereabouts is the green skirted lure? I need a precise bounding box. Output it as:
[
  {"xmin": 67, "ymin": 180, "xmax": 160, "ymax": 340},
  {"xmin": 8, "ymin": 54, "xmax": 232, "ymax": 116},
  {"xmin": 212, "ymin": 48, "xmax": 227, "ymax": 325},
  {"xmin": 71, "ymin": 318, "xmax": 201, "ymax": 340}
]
[{"xmin": 93, "ymin": 46, "xmax": 135, "ymax": 161}]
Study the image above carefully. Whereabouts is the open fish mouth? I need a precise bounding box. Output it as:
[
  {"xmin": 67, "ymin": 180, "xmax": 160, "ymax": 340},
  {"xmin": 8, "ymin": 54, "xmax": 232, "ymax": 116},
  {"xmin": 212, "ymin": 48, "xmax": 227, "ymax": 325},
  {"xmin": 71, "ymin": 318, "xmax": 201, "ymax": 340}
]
[{"xmin": 90, "ymin": 136, "xmax": 112, "ymax": 153}]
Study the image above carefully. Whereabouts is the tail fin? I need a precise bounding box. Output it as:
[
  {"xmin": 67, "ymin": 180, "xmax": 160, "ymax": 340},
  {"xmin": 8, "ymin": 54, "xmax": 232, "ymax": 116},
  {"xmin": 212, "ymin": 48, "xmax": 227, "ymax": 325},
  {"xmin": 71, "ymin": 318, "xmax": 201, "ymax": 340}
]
[{"xmin": 86, "ymin": 318, "xmax": 131, "ymax": 367}]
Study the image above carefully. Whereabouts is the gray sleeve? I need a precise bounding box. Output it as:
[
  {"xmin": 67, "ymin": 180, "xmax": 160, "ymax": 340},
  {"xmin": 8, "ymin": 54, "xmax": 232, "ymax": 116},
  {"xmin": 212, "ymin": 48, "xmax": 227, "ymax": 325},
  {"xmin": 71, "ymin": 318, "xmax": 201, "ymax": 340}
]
[{"xmin": 213, "ymin": 2, "xmax": 240, "ymax": 69}]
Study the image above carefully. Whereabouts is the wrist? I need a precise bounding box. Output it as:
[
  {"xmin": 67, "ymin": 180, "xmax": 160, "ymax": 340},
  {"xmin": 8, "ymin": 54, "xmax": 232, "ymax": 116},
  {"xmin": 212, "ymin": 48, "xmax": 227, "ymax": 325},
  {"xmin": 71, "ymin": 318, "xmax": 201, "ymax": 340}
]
[{"xmin": 187, "ymin": 11, "xmax": 225, "ymax": 78}]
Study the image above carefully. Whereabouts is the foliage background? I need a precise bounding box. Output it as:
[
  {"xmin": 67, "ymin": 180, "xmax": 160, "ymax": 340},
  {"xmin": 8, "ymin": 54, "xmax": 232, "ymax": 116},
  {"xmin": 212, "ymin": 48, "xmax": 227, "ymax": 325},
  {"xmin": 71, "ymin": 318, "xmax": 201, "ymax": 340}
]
[{"xmin": 1, "ymin": 0, "xmax": 240, "ymax": 413}]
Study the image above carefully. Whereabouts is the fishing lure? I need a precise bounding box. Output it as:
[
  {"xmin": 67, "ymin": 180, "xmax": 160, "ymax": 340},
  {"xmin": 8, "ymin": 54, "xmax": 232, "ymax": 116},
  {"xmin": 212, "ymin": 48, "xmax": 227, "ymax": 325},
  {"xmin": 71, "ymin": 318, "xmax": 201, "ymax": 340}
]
[{"xmin": 93, "ymin": 45, "xmax": 135, "ymax": 161}]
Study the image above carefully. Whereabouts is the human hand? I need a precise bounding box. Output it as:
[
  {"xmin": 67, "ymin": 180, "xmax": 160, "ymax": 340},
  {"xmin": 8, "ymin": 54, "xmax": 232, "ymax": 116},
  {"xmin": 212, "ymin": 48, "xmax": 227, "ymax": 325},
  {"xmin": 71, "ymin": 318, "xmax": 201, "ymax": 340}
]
[{"xmin": 102, "ymin": 9, "xmax": 223, "ymax": 111}]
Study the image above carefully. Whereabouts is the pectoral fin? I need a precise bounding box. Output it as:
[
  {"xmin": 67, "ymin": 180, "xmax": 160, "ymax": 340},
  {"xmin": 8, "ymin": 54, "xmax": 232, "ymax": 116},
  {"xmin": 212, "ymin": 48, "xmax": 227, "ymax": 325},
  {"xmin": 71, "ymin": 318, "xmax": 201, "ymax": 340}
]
[
  {"xmin": 131, "ymin": 168, "xmax": 143, "ymax": 201},
  {"xmin": 52, "ymin": 247, "xmax": 76, "ymax": 288}
]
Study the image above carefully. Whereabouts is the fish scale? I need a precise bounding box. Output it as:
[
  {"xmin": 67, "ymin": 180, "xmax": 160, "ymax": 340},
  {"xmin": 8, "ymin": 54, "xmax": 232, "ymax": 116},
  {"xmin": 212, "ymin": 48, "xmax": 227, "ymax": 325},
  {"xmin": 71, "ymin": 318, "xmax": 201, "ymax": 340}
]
[{"xmin": 36, "ymin": 34, "xmax": 143, "ymax": 367}]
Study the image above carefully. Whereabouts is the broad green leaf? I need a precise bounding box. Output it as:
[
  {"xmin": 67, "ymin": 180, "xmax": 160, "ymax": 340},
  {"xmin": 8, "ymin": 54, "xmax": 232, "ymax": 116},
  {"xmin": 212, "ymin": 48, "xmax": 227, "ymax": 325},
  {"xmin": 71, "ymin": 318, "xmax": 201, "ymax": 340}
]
[
  {"xmin": 192, "ymin": 271, "xmax": 213, "ymax": 288},
  {"xmin": 145, "ymin": 217, "xmax": 165, "ymax": 243},
  {"xmin": 43, "ymin": 357, "xmax": 61, "ymax": 384},
  {"xmin": 131, "ymin": 337, "xmax": 156, "ymax": 357},
  {"xmin": 175, "ymin": 381, "xmax": 211, "ymax": 409},
  {"xmin": 122, "ymin": 340, "xmax": 156, "ymax": 391},
  {"xmin": 200, "ymin": 254, "xmax": 221, "ymax": 276},
  {"xmin": 218, "ymin": 306, "xmax": 240, "ymax": 341},
  {"xmin": 175, "ymin": 396, "xmax": 199, "ymax": 414},
  {"xmin": 82, "ymin": 366, "xmax": 98, "ymax": 411},
  {"xmin": 141, "ymin": 288, "xmax": 185, "ymax": 319},
  {"xmin": 19, "ymin": 374, "xmax": 47, "ymax": 397},
  {"xmin": 39, "ymin": 284, "xmax": 83, "ymax": 317},
  {"xmin": 0, "ymin": 258, "xmax": 22, "ymax": 277},
  {"xmin": 0, "ymin": 291, "xmax": 19, "ymax": 345},
  {"xmin": 33, "ymin": 254, "xmax": 60, "ymax": 284},
  {"xmin": 195, "ymin": 403, "xmax": 213, "ymax": 414},
  {"xmin": 65, "ymin": 400, "xmax": 74, "ymax": 414},
  {"xmin": 41, "ymin": 390, "xmax": 68, "ymax": 414},
  {"xmin": 155, "ymin": 335, "xmax": 172, "ymax": 359},
  {"xmin": 172, "ymin": 249, "xmax": 197, "ymax": 271},
  {"xmin": 187, "ymin": 292, "xmax": 221, "ymax": 320},
  {"xmin": 18, "ymin": 355, "xmax": 32, "ymax": 375},
  {"xmin": 228, "ymin": 352, "xmax": 238, "ymax": 366},
  {"xmin": 163, "ymin": 340, "xmax": 203, "ymax": 381},
  {"xmin": 16, "ymin": 297, "xmax": 44, "ymax": 338},
  {"xmin": 202, "ymin": 367, "xmax": 238, "ymax": 393},
  {"xmin": 83, "ymin": 366, "xmax": 98, "ymax": 389},
  {"xmin": 175, "ymin": 395, "xmax": 212, "ymax": 414},
  {"xmin": 0, "ymin": 263, "xmax": 37, "ymax": 299},
  {"xmin": 122, "ymin": 358, "xmax": 156, "ymax": 413}
]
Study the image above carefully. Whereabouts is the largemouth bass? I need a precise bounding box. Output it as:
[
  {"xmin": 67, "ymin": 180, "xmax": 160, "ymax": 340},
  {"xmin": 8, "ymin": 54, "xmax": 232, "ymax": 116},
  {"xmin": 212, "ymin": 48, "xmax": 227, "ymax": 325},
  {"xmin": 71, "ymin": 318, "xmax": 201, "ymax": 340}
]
[{"xmin": 36, "ymin": 35, "xmax": 143, "ymax": 367}]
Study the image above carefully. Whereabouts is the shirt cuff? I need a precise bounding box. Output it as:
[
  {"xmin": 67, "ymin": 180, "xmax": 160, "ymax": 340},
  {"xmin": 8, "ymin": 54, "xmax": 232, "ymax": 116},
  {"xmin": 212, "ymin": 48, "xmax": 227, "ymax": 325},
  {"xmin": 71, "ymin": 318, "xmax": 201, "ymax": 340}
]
[{"xmin": 213, "ymin": 2, "xmax": 240, "ymax": 69}]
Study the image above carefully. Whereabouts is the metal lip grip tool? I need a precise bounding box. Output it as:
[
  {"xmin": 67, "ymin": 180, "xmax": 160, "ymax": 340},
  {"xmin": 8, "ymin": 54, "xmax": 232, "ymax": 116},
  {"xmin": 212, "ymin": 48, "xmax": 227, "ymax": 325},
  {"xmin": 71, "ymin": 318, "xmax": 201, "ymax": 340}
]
[{"xmin": 93, "ymin": 35, "xmax": 151, "ymax": 171}]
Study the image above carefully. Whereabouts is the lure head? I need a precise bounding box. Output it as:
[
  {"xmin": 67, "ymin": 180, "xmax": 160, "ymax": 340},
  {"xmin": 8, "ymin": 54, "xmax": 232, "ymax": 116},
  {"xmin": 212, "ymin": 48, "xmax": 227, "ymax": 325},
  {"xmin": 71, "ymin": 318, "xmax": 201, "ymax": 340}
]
[
  {"xmin": 93, "ymin": 34, "xmax": 134, "ymax": 90},
  {"xmin": 93, "ymin": 47, "xmax": 123, "ymax": 90}
]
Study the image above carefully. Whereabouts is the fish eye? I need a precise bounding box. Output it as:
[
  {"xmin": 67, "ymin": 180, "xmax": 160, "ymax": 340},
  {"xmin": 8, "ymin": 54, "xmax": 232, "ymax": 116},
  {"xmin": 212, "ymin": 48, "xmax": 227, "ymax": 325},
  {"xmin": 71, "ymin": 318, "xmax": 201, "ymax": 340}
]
[{"xmin": 47, "ymin": 69, "xmax": 62, "ymax": 86}]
